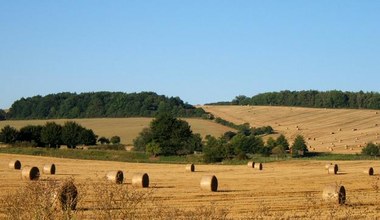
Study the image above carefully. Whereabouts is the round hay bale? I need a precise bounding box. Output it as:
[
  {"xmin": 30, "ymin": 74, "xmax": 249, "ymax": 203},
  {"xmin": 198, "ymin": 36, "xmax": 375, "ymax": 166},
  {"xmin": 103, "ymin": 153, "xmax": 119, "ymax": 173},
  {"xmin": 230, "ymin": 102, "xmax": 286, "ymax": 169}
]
[
  {"xmin": 247, "ymin": 161, "xmax": 255, "ymax": 168},
  {"xmin": 255, "ymin": 163, "xmax": 263, "ymax": 170},
  {"xmin": 364, "ymin": 167, "xmax": 374, "ymax": 176},
  {"xmin": 9, "ymin": 160, "xmax": 21, "ymax": 170},
  {"xmin": 325, "ymin": 163, "xmax": 333, "ymax": 170},
  {"xmin": 328, "ymin": 164, "xmax": 338, "ymax": 174},
  {"xmin": 56, "ymin": 180, "xmax": 78, "ymax": 211},
  {"xmin": 106, "ymin": 170, "xmax": 124, "ymax": 184},
  {"xmin": 186, "ymin": 164, "xmax": 195, "ymax": 172},
  {"xmin": 21, "ymin": 166, "xmax": 40, "ymax": 180},
  {"xmin": 200, "ymin": 175, "xmax": 218, "ymax": 192},
  {"xmin": 43, "ymin": 163, "xmax": 56, "ymax": 175},
  {"xmin": 132, "ymin": 173, "xmax": 149, "ymax": 188},
  {"xmin": 322, "ymin": 185, "xmax": 346, "ymax": 205}
]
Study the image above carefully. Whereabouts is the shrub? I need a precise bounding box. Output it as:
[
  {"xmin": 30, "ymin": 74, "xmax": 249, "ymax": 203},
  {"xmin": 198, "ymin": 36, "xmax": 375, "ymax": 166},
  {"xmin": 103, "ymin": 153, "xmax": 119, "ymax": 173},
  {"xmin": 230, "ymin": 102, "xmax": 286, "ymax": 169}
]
[
  {"xmin": 362, "ymin": 143, "xmax": 380, "ymax": 156},
  {"xmin": 110, "ymin": 136, "xmax": 121, "ymax": 144}
]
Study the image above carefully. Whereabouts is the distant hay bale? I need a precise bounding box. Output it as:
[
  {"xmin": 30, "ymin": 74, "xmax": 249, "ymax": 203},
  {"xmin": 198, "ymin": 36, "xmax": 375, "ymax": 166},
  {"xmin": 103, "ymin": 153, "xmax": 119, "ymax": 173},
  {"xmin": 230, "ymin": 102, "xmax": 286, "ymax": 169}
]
[
  {"xmin": 21, "ymin": 166, "xmax": 40, "ymax": 180},
  {"xmin": 9, "ymin": 160, "xmax": 21, "ymax": 170},
  {"xmin": 325, "ymin": 163, "xmax": 333, "ymax": 170},
  {"xmin": 322, "ymin": 185, "xmax": 346, "ymax": 205},
  {"xmin": 200, "ymin": 175, "xmax": 218, "ymax": 192},
  {"xmin": 330, "ymin": 132, "xmax": 335, "ymax": 135},
  {"xmin": 364, "ymin": 167, "xmax": 374, "ymax": 176},
  {"xmin": 313, "ymin": 138, "xmax": 316, "ymax": 141},
  {"xmin": 247, "ymin": 161, "xmax": 255, "ymax": 168},
  {"xmin": 186, "ymin": 164, "xmax": 195, "ymax": 172},
  {"xmin": 43, "ymin": 163, "xmax": 56, "ymax": 175},
  {"xmin": 376, "ymin": 112, "xmax": 378, "ymax": 115},
  {"xmin": 328, "ymin": 164, "xmax": 339, "ymax": 174},
  {"xmin": 312, "ymin": 148, "xmax": 316, "ymax": 150},
  {"xmin": 255, "ymin": 163, "xmax": 263, "ymax": 170},
  {"xmin": 338, "ymin": 128, "xmax": 342, "ymax": 131},
  {"xmin": 352, "ymin": 128, "xmax": 357, "ymax": 131},
  {"xmin": 106, "ymin": 170, "xmax": 124, "ymax": 184},
  {"xmin": 55, "ymin": 180, "xmax": 78, "ymax": 211},
  {"xmin": 329, "ymin": 148, "xmax": 334, "ymax": 152},
  {"xmin": 132, "ymin": 173, "xmax": 149, "ymax": 188},
  {"xmin": 344, "ymin": 145, "xmax": 349, "ymax": 150},
  {"xmin": 350, "ymin": 147, "xmax": 354, "ymax": 151}
]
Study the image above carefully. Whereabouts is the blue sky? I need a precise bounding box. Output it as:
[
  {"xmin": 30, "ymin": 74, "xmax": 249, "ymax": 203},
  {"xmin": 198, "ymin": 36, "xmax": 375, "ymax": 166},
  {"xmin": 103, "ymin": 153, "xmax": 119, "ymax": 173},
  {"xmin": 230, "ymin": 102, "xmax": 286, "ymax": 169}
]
[{"xmin": 1, "ymin": 1, "xmax": 380, "ymax": 108}]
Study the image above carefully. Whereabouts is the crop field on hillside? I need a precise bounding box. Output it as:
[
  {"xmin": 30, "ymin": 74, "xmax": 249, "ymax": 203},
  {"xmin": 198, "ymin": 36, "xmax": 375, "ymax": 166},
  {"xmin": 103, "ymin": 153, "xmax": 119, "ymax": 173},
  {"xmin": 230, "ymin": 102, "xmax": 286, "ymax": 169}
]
[
  {"xmin": 203, "ymin": 105, "xmax": 380, "ymax": 154},
  {"xmin": 0, "ymin": 118, "xmax": 232, "ymax": 145},
  {"xmin": 0, "ymin": 154, "xmax": 379, "ymax": 219}
]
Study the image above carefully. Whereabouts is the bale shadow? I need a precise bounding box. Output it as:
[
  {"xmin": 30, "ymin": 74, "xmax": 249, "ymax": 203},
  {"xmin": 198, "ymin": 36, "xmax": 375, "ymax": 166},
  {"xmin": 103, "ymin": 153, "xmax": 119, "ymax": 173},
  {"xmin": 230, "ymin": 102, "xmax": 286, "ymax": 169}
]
[
  {"xmin": 151, "ymin": 185, "xmax": 175, "ymax": 189},
  {"xmin": 217, "ymin": 189, "xmax": 249, "ymax": 193}
]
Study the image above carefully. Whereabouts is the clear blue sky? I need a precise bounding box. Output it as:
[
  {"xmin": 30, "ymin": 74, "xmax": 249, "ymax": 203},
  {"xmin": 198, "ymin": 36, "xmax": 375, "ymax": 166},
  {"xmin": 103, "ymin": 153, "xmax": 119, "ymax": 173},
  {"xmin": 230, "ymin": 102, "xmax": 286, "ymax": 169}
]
[{"xmin": 1, "ymin": 1, "xmax": 380, "ymax": 109}]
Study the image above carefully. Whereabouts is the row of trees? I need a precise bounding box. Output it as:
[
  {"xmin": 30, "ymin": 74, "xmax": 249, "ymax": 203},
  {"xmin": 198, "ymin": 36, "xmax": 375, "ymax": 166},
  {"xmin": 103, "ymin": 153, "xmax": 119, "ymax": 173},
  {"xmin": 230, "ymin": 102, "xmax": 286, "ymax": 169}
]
[
  {"xmin": 0, "ymin": 122, "xmax": 97, "ymax": 148},
  {"xmin": 214, "ymin": 117, "xmax": 274, "ymax": 135},
  {"xmin": 210, "ymin": 90, "xmax": 380, "ymax": 110},
  {"xmin": 6, "ymin": 92, "xmax": 207, "ymax": 120},
  {"xmin": 133, "ymin": 114, "xmax": 308, "ymax": 162},
  {"xmin": 202, "ymin": 131, "xmax": 308, "ymax": 162}
]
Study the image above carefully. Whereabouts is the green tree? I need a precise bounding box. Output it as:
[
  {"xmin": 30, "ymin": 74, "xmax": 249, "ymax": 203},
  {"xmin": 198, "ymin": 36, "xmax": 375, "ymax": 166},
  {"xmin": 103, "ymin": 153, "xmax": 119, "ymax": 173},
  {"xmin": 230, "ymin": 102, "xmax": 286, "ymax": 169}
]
[
  {"xmin": 291, "ymin": 135, "xmax": 308, "ymax": 157},
  {"xmin": 80, "ymin": 129, "xmax": 97, "ymax": 146},
  {"xmin": 0, "ymin": 125, "xmax": 19, "ymax": 144},
  {"xmin": 41, "ymin": 122, "xmax": 62, "ymax": 148},
  {"xmin": 203, "ymin": 136, "xmax": 225, "ymax": 163},
  {"xmin": 149, "ymin": 114, "xmax": 200, "ymax": 155},
  {"xmin": 98, "ymin": 137, "xmax": 110, "ymax": 145},
  {"xmin": 0, "ymin": 109, "xmax": 6, "ymax": 120},
  {"xmin": 146, "ymin": 141, "xmax": 161, "ymax": 157},
  {"xmin": 110, "ymin": 136, "xmax": 121, "ymax": 144},
  {"xmin": 362, "ymin": 143, "xmax": 380, "ymax": 156},
  {"xmin": 230, "ymin": 134, "xmax": 264, "ymax": 157},
  {"xmin": 276, "ymin": 134, "xmax": 289, "ymax": 151},
  {"xmin": 133, "ymin": 128, "xmax": 153, "ymax": 151},
  {"xmin": 61, "ymin": 121, "xmax": 84, "ymax": 149},
  {"xmin": 19, "ymin": 125, "xmax": 43, "ymax": 146},
  {"xmin": 266, "ymin": 137, "xmax": 277, "ymax": 150}
]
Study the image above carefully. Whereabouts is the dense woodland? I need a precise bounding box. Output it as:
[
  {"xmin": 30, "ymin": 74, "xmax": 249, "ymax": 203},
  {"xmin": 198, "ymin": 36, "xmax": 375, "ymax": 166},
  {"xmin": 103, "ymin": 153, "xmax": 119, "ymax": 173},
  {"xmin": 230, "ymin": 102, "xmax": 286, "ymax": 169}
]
[
  {"xmin": 209, "ymin": 90, "xmax": 380, "ymax": 109},
  {"xmin": 4, "ymin": 92, "xmax": 206, "ymax": 120}
]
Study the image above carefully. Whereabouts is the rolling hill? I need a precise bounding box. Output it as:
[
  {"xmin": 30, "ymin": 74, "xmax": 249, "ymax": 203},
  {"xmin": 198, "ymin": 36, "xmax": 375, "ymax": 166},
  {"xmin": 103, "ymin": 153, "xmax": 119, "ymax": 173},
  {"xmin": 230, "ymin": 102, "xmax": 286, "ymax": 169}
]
[
  {"xmin": 0, "ymin": 118, "xmax": 232, "ymax": 145},
  {"xmin": 203, "ymin": 105, "xmax": 380, "ymax": 154}
]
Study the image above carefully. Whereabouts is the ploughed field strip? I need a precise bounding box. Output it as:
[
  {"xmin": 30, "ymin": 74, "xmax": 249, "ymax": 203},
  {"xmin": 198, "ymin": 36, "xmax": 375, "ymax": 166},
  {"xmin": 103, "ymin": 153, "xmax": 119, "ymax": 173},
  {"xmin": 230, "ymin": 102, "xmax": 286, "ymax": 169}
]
[{"xmin": 0, "ymin": 154, "xmax": 379, "ymax": 218}]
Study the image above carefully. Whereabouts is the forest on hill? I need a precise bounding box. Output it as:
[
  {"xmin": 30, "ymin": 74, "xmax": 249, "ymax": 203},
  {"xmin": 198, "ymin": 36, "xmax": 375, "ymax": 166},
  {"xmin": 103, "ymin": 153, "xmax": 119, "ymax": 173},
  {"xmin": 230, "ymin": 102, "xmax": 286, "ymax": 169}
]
[
  {"xmin": 208, "ymin": 90, "xmax": 380, "ymax": 110},
  {"xmin": 4, "ymin": 92, "xmax": 206, "ymax": 120}
]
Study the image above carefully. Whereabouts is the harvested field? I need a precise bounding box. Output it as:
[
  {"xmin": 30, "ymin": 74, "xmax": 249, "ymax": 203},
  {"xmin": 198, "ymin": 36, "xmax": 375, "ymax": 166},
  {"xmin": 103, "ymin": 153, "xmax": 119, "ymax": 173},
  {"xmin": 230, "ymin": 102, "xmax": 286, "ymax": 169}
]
[
  {"xmin": 203, "ymin": 105, "xmax": 380, "ymax": 154},
  {"xmin": 1, "ymin": 154, "xmax": 379, "ymax": 219},
  {"xmin": 0, "ymin": 118, "xmax": 232, "ymax": 145}
]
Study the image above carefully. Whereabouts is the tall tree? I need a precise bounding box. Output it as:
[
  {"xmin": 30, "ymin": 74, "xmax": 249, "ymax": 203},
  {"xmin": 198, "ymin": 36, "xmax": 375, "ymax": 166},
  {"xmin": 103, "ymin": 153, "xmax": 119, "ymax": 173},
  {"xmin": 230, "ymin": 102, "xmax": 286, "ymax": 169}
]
[
  {"xmin": 41, "ymin": 122, "xmax": 62, "ymax": 148},
  {"xmin": 61, "ymin": 121, "xmax": 84, "ymax": 148},
  {"xmin": 0, "ymin": 125, "xmax": 19, "ymax": 143},
  {"xmin": 291, "ymin": 135, "xmax": 308, "ymax": 157}
]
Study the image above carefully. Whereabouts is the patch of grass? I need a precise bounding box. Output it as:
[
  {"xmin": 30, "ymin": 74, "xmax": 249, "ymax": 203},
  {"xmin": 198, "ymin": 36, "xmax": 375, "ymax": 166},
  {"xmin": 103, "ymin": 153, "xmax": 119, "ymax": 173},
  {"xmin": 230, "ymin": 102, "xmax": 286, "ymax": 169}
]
[{"xmin": 0, "ymin": 147, "xmax": 206, "ymax": 164}]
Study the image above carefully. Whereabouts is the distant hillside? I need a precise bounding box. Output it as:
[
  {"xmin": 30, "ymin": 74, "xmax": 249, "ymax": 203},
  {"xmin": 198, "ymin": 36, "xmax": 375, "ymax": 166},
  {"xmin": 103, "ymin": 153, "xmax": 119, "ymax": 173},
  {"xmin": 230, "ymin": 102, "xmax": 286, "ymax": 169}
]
[
  {"xmin": 203, "ymin": 105, "xmax": 380, "ymax": 154},
  {"xmin": 208, "ymin": 90, "xmax": 380, "ymax": 110},
  {"xmin": 6, "ymin": 92, "xmax": 207, "ymax": 119}
]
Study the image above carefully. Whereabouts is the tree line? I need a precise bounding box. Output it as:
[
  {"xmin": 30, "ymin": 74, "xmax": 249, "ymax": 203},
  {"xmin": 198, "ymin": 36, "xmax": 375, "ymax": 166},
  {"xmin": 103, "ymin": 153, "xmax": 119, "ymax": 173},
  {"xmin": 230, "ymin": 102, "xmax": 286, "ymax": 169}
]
[
  {"xmin": 0, "ymin": 122, "xmax": 98, "ymax": 148},
  {"xmin": 4, "ymin": 92, "xmax": 207, "ymax": 120},
  {"xmin": 133, "ymin": 114, "xmax": 308, "ymax": 162},
  {"xmin": 208, "ymin": 90, "xmax": 380, "ymax": 110}
]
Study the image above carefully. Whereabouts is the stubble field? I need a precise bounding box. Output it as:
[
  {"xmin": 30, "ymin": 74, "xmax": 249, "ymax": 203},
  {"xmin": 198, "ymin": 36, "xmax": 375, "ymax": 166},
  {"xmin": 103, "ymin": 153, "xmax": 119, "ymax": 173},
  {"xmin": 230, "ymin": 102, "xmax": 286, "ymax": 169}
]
[
  {"xmin": 1, "ymin": 154, "xmax": 379, "ymax": 219},
  {"xmin": 203, "ymin": 105, "xmax": 380, "ymax": 154}
]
